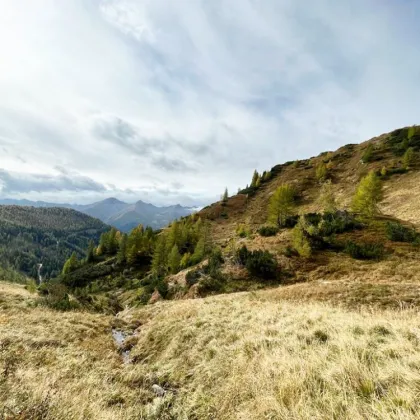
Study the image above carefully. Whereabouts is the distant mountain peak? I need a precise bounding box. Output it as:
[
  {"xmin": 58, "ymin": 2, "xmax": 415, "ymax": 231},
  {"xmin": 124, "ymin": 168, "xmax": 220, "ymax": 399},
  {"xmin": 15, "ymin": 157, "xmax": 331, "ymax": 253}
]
[{"xmin": 102, "ymin": 197, "xmax": 126, "ymax": 205}]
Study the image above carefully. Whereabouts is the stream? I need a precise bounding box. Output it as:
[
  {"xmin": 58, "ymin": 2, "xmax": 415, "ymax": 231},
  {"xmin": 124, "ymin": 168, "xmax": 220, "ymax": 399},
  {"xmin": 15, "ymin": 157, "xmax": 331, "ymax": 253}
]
[{"xmin": 111, "ymin": 329, "xmax": 131, "ymax": 364}]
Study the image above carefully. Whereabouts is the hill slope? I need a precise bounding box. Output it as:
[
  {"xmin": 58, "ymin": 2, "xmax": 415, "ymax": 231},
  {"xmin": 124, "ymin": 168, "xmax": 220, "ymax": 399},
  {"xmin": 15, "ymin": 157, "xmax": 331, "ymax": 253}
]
[
  {"xmin": 0, "ymin": 206, "xmax": 109, "ymax": 279},
  {"xmin": 1, "ymin": 282, "xmax": 420, "ymax": 419},
  {"xmin": 0, "ymin": 198, "xmax": 194, "ymax": 231}
]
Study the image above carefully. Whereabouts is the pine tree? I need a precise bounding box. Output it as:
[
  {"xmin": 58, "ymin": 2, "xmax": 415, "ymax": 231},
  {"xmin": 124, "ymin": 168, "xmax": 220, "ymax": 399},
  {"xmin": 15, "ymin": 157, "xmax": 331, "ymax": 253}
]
[
  {"xmin": 151, "ymin": 234, "xmax": 168, "ymax": 277},
  {"xmin": 250, "ymin": 170, "xmax": 259, "ymax": 187},
  {"xmin": 86, "ymin": 240, "xmax": 95, "ymax": 264},
  {"xmin": 191, "ymin": 238, "xmax": 205, "ymax": 265},
  {"xmin": 361, "ymin": 144, "xmax": 374, "ymax": 163},
  {"xmin": 351, "ymin": 171, "xmax": 383, "ymax": 217},
  {"xmin": 168, "ymin": 245, "xmax": 181, "ymax": 274},
  {"xmin": 180, "ymin": 252, "xmax": 191, "ymax": 269},
  {"xmin": 292, "ymin": 217, "xmax": 312, "ymax": 258},
  {"xmin": 318, "ymin": 181, "xmax": 337, "ymax": 214},
  {"xmin": 268, "ymin": 184, "xmax": 296, "ymax": 227},
  {"xmin": 222, "ymin": 187, "xmax": 228, "ymax": 203},
  {"xmin": 315, "ymin": 162, "xmax": 328, "ymax": 182},
  {"xmin": 62, "ymin": 252, "xmax": 79, "ymax": 275},
  {"xmin": 117, "ymin": 234, "xmax": 128, "ymax": 264},
  {"xmin": 403, "ymin": 147, "xmax": 415, "ymax": 169}
]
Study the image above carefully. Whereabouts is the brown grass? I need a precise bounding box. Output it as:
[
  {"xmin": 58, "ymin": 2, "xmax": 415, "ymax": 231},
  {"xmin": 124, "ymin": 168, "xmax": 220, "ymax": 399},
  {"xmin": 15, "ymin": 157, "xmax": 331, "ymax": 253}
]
[{"xmin": 2, "ymin": 282, "xmax": 420, "ymax": 419}]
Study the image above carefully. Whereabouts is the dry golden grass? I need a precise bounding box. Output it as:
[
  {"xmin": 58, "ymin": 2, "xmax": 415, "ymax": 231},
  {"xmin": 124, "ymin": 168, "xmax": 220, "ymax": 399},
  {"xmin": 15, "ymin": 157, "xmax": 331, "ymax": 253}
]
[{"xmin": 3, "ymin": 282, "xmax": 419, "ymax": 419}]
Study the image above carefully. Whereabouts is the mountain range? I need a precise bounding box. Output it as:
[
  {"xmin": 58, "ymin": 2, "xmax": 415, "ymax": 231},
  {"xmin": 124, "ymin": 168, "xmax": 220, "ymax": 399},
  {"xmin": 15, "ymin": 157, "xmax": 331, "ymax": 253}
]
[{"xmin": 0, "ymin": 198, "xmax": 195, "ymax": 232}]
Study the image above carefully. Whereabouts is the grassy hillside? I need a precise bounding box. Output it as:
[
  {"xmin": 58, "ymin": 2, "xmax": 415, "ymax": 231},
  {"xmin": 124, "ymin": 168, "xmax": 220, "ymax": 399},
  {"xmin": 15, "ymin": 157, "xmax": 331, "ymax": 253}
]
[
  {"xmin": 1, "ymin": 282, "xmax": 420, "ymax": 419},
  {"xmin": 44, "ymin": 125, "xmax": 420, "ymax": 311},
  {"xmin": 0, "ymin": 205, "xmax": 109, "ymax": 279}
]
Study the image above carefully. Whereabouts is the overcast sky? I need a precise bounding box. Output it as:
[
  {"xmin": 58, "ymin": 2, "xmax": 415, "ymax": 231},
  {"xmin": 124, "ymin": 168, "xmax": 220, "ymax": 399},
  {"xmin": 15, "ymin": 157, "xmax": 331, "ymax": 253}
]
[{"xmin": 1, "ymin": 0, "xmax": 420, "ymax": 206}]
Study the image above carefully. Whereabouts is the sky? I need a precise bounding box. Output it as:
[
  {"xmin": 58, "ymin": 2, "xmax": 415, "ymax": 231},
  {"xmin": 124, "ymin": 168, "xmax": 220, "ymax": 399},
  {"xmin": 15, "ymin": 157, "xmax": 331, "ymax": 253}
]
[{"xmin": 1, "ymin": 0, "xmax": 420, "ymax": 206}]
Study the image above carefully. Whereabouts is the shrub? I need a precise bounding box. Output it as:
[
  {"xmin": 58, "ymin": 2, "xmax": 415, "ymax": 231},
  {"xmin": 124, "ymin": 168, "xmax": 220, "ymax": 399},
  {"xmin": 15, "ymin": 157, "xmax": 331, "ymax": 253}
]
[
  {"xmin": 386, "ymin": 222, "xmax": 419, "ymax": 243},
  {"xmin": 237, "ymin": 245, "xmax": 250, "ymax": 265},
  {"xmin": 361, "ymin": 144, "xmax": 374, "ymax": 163},
  {"xmin": 236, "ymin": 246, "xmax": 278, "ymax": 279},
  {"xmin": 292, "ymin": 220, "xmax": 312, "ymax": 258},
  {"xmin": 39, "ymin": 282, "xmax": 80, "ymax": 311},
  {"xmin": 205, "ymin": 248, "xmax": 224, "ymax": 277},
  {"xmin": 403, "ymin": 147, "xmax": 415, "ymax": 169},
  {"xmin": 197, "ymin": 275, "xmax": 225, "ymax": 294},
  {"xmin": 344, "ymin": 241, "xmax": 384, "ymax": 260},
  {"xmin": 245, "ymin": 250, "xmax": 278, "ymax": 279},
  {"xmin": 258, "ymin": 226, "xmax": 279, "ymax": 237},
  {"xmin": 236, "ymin": 224, "xmax": 250, "ymax": 238},
  {"xmin": 186, "ymin": 269, "xmax": 201, "ymax": 287},
  {"xmin": 26, "ymin": 279, "xmax": 38, "ymax": 293},
  {"xmin": 315, "ymin": 162, "xmax": 328, "ymax": 182},
  {"xmin": 318, "ymin": 211, "xmax": 360, "ymax": 236}
]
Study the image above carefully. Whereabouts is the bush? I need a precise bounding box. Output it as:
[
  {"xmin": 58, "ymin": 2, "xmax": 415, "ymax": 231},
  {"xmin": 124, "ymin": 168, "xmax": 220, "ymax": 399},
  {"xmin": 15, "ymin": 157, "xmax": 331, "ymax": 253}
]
[
  {"xmin": 258, "ymin": 226, "xmax": 279, "ymax": 237},
  {"xmin": 197, "ymin": 275, "xmax": 225, "ymax": 294},
  {"xmin": 344, "ymin": 241, "xmax": 384, "ymax": 260},
  {"xmin": 318, "ymin": 211, "xmax": 360, "ymax": 236},
  {"xmin": 236, "ymin": 224, "xmax": 250, "ymax": 238},
  {"xmin": 361, "ymin": 144, "xmax": 374, "ymax": 163},
  {"xmin": 39, "ymin": 282, "xmax": 80, "ymax": 311},
  {"xmin": 237, "ymin": 245, "xmax": 250, "ymax": 265},
  {"xmin": 186, "ymin": 269, "xmax": 201, "ymax": 287},
  {"xmin": 205, "ymin": 248, "xmax": 224, "ymax": 277},
  {"xmin": 386, "ymin": 222, "xmax": 419, "ymax": 243},
  {"xmin": 236, "ymin": 246, "xmax": 278, "ymax": 279}
]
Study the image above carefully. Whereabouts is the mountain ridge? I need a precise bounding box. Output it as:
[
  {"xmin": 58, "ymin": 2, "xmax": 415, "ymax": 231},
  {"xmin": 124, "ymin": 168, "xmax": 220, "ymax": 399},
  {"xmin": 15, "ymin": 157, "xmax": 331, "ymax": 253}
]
[{"xmin": 0, "ymin": 197, "xmax": 195, "ymax": 231}]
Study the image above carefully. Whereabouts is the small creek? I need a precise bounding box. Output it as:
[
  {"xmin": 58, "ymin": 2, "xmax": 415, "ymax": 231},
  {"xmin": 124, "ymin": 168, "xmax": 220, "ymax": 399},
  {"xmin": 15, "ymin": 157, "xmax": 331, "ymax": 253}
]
[{"xmin": 112, "ymin": 329, "xmax": 131, "ymax": 364}]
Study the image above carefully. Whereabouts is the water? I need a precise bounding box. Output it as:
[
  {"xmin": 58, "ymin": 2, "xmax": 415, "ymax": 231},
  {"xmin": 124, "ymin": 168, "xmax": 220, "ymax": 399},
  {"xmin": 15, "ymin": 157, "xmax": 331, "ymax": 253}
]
[
  {"xmin": 112, "ymin": 329, "xmax": 131, "ymax": 364},
  {"xmin": 37, "ymin": 263, "xmax": 43, "ymax": 284}
]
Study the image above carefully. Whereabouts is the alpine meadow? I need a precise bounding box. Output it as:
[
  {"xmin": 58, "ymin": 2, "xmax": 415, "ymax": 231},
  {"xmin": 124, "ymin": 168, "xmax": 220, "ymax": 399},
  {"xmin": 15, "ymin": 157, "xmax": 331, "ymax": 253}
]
[{"xmin": 2, "ymin": 1, "xmax": 420, "ymax": 419}]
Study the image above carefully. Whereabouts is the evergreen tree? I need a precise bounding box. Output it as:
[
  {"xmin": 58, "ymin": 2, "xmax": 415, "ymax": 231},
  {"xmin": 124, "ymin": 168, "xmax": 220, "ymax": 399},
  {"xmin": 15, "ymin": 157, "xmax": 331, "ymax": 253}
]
[
  {"xmin": 117, "ymin": 233, "xmax": 128, "ymax": 264},
  {"xmin": 268, "ymin": 184, "xmax": 296, "ymax": 227},
  {"xmin": 168, "ymin": 245, "xmax": 181, "ymax": 274},
  {"xmin": 318, "ymin": 181, "xmax": 337, "ymax": 214},
  {"xmin": 151, "ymin": 234, "xmax": 168, "ymax": 277},
  {"xmin": 222, "ymin": 187, "xmax": 228, "ymax": 203},
  {"xmin": 351, "ymin": 171, "xmax": 383, "ymax": 217},
  {"xmin": 403, "ymin": 147, "xmax": 415, "ymax": 169},
  {"xmin": 86, "ymin": 240, "xmax": 95, "ymax": 264},
  {"xmin": 250, "ymin": 170, "xmax": 259, "ymax": 187},
  {"xmin": 315, "ymin": 162, "xmax": 328, "ymax": 182},
  {"xmin": 292, "ymin": 217, "xmax": 312, "ymax": 258},
  {"xmin": 180, "ymin": 252, "xmax": 191, "ymax": 269},
  {"xmin": 62, "ymin": 252, "xmax": 79, "ymax": 275},
  {"xmin": 191, "ymin": 238, "xmax": 205, "ymax": 265},
  {"xmin": 361, "ymin": 144, "xmax": 374, "ymax": 163}
]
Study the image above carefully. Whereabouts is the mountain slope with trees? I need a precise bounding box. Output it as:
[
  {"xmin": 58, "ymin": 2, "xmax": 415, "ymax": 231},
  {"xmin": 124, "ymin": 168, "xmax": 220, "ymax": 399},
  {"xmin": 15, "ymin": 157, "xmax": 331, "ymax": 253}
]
[
  {"xmin": 0, "ymin": 198, "xmax": 194, "ymax": 232},
  {"xmin": 45, "ymin": 125, "xmax": 420, "ymax": 311},
  {"xmin": 0, "ymin": 206, "xmax": 109, "ymax": 280}
]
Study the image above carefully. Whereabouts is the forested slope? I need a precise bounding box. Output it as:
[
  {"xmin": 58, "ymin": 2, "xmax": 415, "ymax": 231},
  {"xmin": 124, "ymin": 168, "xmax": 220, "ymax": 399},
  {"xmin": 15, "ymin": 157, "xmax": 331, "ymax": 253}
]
[{"xmin": 0, "ymin": 206, "xmax": 109, "ymax": 279}]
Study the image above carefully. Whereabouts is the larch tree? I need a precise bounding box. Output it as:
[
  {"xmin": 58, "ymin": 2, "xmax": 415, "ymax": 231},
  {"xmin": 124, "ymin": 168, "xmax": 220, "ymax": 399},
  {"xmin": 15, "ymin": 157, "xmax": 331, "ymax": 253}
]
[
  {"xmin": 62, "ymin": 252, "xmax": 79, "ymax": 275},
  {"xmin": 250, "ymin": 170, "xmax": 259, "ymax": 188},
  {"xmin": 151, "ymin": 234, "xmax": 168, "ymax": 277},
  {"xmin": 318, "ymin": 181, "xmax": 337, "ymax": 214},
  {"xmin": 268, "ymin": 184, "xmax": 296, "ymax": 227},
  {"xmin": 222, "ymin": 187, "xmax": 228, "ymax": 203},
  {"xmin": 403, "ymin": 147, "xmax": 415, "ymax": 169},
  {"xmin": 351, "ymin": 170, "xmax": 383, "ymax": 217},
  {"xmin": 168, "ymin": 245, "xmax": 181, "ymax": 274}
]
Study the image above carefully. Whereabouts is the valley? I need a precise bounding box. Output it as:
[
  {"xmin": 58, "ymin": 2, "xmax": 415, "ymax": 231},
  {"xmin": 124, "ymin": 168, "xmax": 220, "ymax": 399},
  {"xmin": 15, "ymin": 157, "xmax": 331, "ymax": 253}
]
[{"xmin": 2, "ymin": 126, "xmax": 420, "ymax": 419}]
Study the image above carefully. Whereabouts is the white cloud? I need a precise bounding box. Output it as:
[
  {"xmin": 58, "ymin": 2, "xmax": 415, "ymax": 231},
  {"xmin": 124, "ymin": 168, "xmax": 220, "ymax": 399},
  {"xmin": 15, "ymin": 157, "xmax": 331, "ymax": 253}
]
[{"xmin": 0, "ymin": 0, "xmax": 420, "ymax": 205}]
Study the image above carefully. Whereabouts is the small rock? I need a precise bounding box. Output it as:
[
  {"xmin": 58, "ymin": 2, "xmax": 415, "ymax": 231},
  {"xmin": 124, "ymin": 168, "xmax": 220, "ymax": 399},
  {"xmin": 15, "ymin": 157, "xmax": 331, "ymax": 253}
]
[
  {"xmin": 148, "ymin": 289, "xmax": 162, "ymax": 305},
  {"xmin": 152, "ymin": 384, "xmax": 166, "ymax": 397}
]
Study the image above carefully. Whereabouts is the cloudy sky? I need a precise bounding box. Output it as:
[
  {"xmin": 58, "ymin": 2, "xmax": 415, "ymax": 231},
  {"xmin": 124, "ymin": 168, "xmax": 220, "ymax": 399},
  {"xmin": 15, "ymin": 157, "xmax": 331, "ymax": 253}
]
[{"xmin": 1, "ymin": 0, "xmax": 420, "ymax": 206}]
